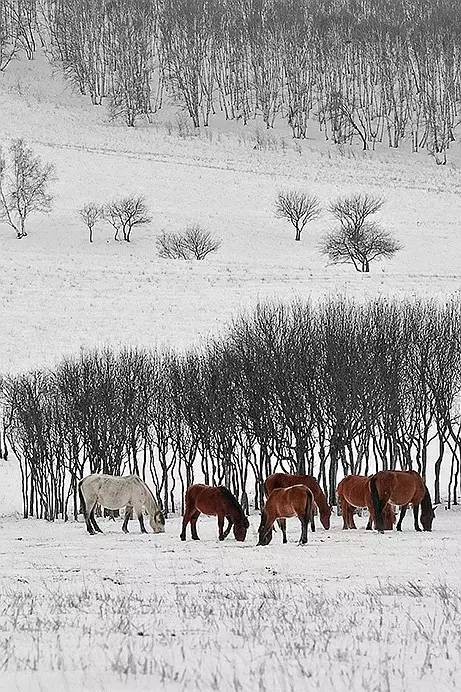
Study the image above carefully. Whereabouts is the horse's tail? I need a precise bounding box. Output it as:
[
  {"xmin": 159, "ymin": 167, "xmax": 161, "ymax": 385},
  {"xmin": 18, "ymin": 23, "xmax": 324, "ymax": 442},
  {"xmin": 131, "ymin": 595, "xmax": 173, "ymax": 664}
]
[
  {"xmin": 369, "ymin": 476, "xmax": 384, "ymax": 533},
  {"xmin": 78, "ymin": 478, "xmax": 87, "ymax": 518}
]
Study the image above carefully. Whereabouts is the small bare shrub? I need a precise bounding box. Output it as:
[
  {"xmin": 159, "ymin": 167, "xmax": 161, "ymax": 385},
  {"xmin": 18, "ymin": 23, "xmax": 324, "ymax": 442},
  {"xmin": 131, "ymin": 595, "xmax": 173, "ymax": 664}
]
[
  {"xmin": 156, "ymin": 225, "xmax": 221, "ymax": 260},
  {"xmin": 156, "ymin": 231, "xmax": 190, "ymax": 259},
  {"xmin": 182, "ymin": 224, "xmax": 221, "ymax": 259}
]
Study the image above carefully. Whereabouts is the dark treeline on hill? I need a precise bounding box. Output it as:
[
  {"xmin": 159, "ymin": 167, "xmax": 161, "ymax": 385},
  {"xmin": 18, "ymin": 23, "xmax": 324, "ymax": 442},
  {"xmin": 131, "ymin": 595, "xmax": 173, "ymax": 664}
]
[
  {"xmin": 2, "ymin": 1, "xmax": 461, "ymax": 161},
  {"xmin": 2, "ymin": 298, "xmax": 461, "ymax": 521}
]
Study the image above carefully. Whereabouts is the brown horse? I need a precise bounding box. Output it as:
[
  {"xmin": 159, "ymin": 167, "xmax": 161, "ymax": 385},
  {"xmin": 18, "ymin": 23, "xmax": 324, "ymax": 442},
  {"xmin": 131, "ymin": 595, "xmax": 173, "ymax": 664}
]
[
  {"xmin": 370, "ymin": 470, "xmax": 435, "ymax": 534},
  {"xmin": 337, "ymin": 475, "xmax": 395, "ymax": 531},
  {"xmin": 264, "ymin": 473, "xmax": 331, "ymax": 542},
  {"xmin": 257, "ymin": 485, "xmax": 314, "ymax": 546},
  {"xmin": 180, "ymin": 484, "xmax": 249, "ymax": 542}
]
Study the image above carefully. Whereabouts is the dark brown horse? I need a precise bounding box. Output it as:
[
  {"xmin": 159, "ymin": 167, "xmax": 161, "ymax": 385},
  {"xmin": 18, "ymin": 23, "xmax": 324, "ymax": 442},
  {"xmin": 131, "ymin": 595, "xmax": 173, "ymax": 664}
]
[
  {"xmin": 337, "ymin": 475, "xmax": 395, "ymax": 531},
  {"xmin": 264, "ymin": 473, "xmax": 331, "ymax": 542},
  {"xmin": 370, "ymin": 470, "xmax": 435, "ymax": 534},
  {"xmin": 180, "ymin": 484, "xmax": 249, "ymax": 542},
  {"xmin": 258, "ymin": 485, "xmax": 314, "ymax": 545}
]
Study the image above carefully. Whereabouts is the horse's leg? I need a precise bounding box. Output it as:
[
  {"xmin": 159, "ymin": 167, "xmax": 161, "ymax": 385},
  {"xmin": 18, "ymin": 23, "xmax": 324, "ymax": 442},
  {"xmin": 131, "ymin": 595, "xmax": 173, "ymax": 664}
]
[
  {"xmin": 397, "ymin": 504, "xmax": 408, "ymax": 532},
  {"xmin": 180, "ymin": 513, "xmax": 189, "ymax": 541},
  {"xmin": 278, "ymin": 518, "xmax": 288, "ymax": 544},
  {"xmin": 413, "ymin": 504, "xmax": 422, "ymax": 532},
  {"xmin": 89, "ymin": 502, "xmax": 103, "ymax": 534},
  {"xmin": 122, "ymin": 505, "xmax": 132, "ymax": 534},
  {"xmin": 81, "ymin": 495, "xmax": 95, "ymax": 535},
  {"xmin": 222, "ymin": 517, "xmax": 233, "ymax": 539},
  {"xmin": 340, "ymin": 498, "xmax": 349, "ymax": 529},
  {"xmin": 310, "ymin": 513, "xmax": 316, "ymax": 532},
  {"xmin": 138, "ymin": 514, "xmax": 147, "ymax": 533},
  {"xmin": 299, "ymin": 517, "xmax": 308, "ymax": 545},
  {"xmin": 218, "ymin": 514, "xmax": 225, "ymax": 540},
  {"xmin": 347, "ymin": 504, "xmax": 357, "ymax": 529},
  {"xmin": 189, "ymin": 511, "xmax": 200, "ymax": 540},
  {"xmin": 365, "ymin": 514, "xmax": 373, "ymax": 530}
]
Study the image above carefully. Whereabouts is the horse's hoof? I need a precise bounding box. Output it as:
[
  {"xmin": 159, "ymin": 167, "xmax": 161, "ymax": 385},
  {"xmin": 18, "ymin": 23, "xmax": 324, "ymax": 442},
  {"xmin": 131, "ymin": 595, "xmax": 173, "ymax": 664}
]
[
  {"xmin": 192, "ymin": 536, "xmax": 200, "ymax": 540},
  {"xmin": 180, "ymin": 535, "xmax": 186, "ymax": 541},
  {"xmin": 415, "ymin": 527, "xmax": 422, "ymax": 532}
]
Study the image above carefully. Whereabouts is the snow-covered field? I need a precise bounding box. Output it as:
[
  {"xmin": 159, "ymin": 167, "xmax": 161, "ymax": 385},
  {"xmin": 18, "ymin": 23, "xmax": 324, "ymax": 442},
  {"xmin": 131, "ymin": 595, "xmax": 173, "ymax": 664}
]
[
  {"xmin": 0, "ymin": 457, "xmax": 460, "ymax": 692},
  {"xmin": 2, "ymin": 53, "xmax": 461, "ymax": 691}
]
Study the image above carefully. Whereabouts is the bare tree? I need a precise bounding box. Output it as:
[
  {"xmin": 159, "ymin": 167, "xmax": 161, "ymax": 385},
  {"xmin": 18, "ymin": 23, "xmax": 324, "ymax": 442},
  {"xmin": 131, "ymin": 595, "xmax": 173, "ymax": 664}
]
[
  {"xmin": 156, "ymin": 231, "xmax": 190, "ymax": 259},
  {"xmin": 275, "ymin": 190, "xmax": 321, "ymax": 241},
  {"xmin": 157, "ymin": 225, "xmax": 221, "ymax": 260},
  {"xmin": 182, "ymin": 224, "xmax": 221, "ymax": 259},
  {"xmin": 78, "ymin": 202, "xmax": 104, "ymax": 243},
  {"xmin": 0, "ymin": 139, "xmax": 54, "ymax": 238},
  {"xmin": 104, "ymin": 195, "xmax": 151, "ymax": 242},
  {"xmin": 321, "ymin": 194, "xmax": 400, "ymax": 272}
]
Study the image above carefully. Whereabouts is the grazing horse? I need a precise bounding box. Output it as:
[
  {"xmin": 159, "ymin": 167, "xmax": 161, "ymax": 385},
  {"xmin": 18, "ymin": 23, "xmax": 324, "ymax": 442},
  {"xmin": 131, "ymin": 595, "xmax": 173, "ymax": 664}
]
[
  {"xmin": 258, "ymin": 485, "xmax": 314, "ymax": 546},
  {"xmin": 180, "ymin": 484, "xmax": 249, "ymax": 542},
  {"xmin": 79, "ymin": 474, "xmax": 165, "ymax": 535},
  {"xmin": 264, "ymin": 473, "xmax": 331, "ymax": 542},
  {"xmin": 370, "ymin": 470, "xmax": 435, "ymax": 534},
  {"xmin": 337, "ymin": 475, "xmax": 395, "ymax": 531}
]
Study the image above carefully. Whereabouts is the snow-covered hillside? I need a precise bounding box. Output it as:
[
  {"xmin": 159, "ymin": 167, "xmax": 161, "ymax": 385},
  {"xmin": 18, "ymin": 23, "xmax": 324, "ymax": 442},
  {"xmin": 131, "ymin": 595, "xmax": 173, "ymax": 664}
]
[{"xmin": 1, "ymin": 54, "xmax": 461, "ymax": 374}]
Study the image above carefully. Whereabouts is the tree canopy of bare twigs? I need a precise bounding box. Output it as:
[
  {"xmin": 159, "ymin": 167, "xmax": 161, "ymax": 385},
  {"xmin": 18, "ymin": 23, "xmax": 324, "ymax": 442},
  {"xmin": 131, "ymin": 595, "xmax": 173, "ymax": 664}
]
[
  {"xmin": 105, "ymin": 195, "xmax": 152, "ymax": 242},
  {"xmin": 275, "ymin": 191, "xmax": 321, "ymax": 241},
  {"xmin": 157, "ymin": 225, "xmax": 221, "ymax": 259},
  {"xmin": 78, "ymin": 202, "xmax": 104, "ymax": 243},
  {"xmin": 321, "ymin": 194, "xmax": 400, "ymax": 272},
  {"xmin": 0, "ymin": 139, "xmax": 54, "ymax": 238}
]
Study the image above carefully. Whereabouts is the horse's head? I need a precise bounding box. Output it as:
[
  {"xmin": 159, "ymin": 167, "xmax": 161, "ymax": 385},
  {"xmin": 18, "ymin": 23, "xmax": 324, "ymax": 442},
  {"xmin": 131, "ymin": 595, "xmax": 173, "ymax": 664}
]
[
  {"xmin": 320, "ymin": 506, "xmax": 332, "ymax": 530},
  {"xmin": 233, "ymin": 514, "xmax": 249, "ymax": 542},
  {"xmin": 257, "ymin": 511, "xmax": 272, "ymax": 546},
  {"xmin": 150, "ymin": 510, "xmax": 166, "ymax": 533},
  {"xmin": 421, "ymin": 505, "xmax": 436, "ymax": 531}
]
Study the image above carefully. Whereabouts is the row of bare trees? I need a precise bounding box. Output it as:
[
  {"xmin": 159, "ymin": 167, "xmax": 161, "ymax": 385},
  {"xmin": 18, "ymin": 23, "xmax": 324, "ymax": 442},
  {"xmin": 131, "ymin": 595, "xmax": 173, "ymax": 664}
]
[
  {"xmin": 2, "ymin": 298, "xmax": 461, "ymax": 521},
  {"xmin": 25, "ymin": 0, "xmax": 459, "ymax": 161}
]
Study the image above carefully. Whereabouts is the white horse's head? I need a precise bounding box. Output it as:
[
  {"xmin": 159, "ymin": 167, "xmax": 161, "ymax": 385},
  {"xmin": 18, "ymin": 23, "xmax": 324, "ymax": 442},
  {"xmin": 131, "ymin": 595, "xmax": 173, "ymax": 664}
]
[{"xmin": 150, "ymin": 510, "xmax": 165, "ymax": 533}]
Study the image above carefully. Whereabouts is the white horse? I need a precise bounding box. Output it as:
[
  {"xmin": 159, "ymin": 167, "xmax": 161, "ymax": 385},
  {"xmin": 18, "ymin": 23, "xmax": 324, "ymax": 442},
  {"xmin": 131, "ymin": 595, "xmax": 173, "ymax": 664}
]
[{"xmin": 79, "ymin": 474, "xmax": 165, "ymax": 535}]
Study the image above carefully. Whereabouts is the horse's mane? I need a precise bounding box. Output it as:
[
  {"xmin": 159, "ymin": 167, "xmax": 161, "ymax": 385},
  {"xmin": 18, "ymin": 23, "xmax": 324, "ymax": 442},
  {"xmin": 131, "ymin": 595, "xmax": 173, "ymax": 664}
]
[
  {"xmin": 420, "ymin": 485, "xmax": 433, "ymax": 517},
  {"xmin": 132, "ymin": 476, "xmax": 160, "ymax": 511},
  {"xmin": 219, "ymin": 487, "xmax": 248, "ymax": 525}
]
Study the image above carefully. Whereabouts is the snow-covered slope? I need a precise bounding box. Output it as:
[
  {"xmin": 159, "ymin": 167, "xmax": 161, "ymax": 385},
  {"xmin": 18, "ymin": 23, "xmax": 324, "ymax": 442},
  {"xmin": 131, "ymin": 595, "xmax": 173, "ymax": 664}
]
[{"xmin": 1, "ymin": 53, "xmax": 461, "ymax": 373}]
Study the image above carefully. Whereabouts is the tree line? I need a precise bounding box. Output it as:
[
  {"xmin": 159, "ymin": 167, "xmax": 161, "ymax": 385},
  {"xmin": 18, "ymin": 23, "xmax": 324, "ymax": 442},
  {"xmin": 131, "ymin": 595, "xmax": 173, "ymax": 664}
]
[
  {"xmin": 6, "ymin": 0, "xmax": 448, "ymax": 162},
  {"xmin": 2, "ymin": 297, "xmax": 460, "ymax": 521}
]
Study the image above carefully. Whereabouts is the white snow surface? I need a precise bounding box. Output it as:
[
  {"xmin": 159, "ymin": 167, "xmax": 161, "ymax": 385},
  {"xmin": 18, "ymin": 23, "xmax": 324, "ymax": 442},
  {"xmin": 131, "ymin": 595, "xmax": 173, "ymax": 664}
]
[{"xmin": 0, "ymin": 457, "xmax": 460, "ymax": 692}]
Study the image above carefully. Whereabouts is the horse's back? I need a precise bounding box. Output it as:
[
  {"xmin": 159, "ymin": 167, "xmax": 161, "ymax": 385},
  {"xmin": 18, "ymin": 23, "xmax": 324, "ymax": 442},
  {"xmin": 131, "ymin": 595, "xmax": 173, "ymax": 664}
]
[
  {"xmin": 373, "ymin": 470, "xmax": 424, "ymax": 504},
  {"xmin": 265, "ymin": 472, "xmax": 318, "ymax": 496},
  {"xmin": 337, "ymin": 475, "xmax": 370, "ymax": 507},
  {"xmin": 268, "ymin": 484, "xmax": 313, "ymax": 516}
]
